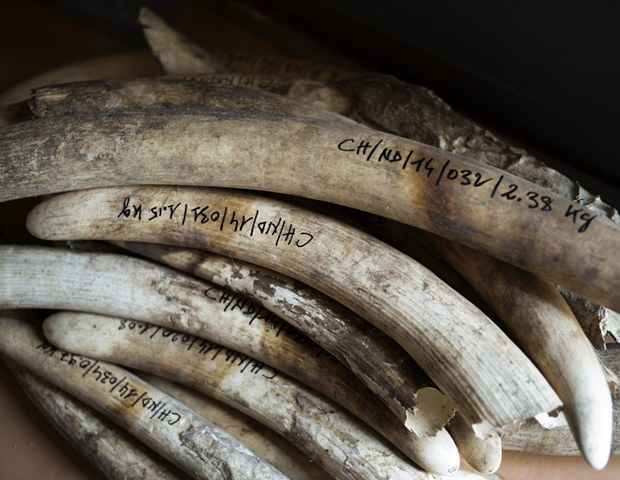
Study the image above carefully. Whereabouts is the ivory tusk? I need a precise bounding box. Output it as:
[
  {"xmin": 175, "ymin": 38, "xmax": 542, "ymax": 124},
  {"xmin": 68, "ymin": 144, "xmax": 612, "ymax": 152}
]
[
  {"xmin": 8, "ymin": 362, "xmax": 184, "ymax": 480},
  {"xmin": 139, "ymin": 7, "xmax": 225, "ymax": 75},
  {"xmin": 115, "ymin": 241, "xmax": 500, "ymax": 474},
  {"xmin": 0, "ymin": 312, "xmax": 289, "ymax": 480},
  {"xmin": 144, "ymin": 374, "xmax": 331, "ymax": 480},
  {"xmin": 0, "ymin": 245, "xmax": 459, "ymax": 474},
  {"xmin": 114, "ymin": 240, "xmax": 455, "ymax": 436},
  {"xmin": 434, "ymin": 240, "xmax": 613, "ymax": 469},
  {"xmin": 502, "ymin": 410, "xmax": 619, "ymax": 457},
  {"xmin": 43, "ymin": 311, "xmax": 483, "ymax": 480},
  {"xmin": 302, "ymin": 74, "xmax": 615, "ymax": 467},
  {"xmin": 26, "ymin": 189, "xmax": 561, "ymax": 432},
  {"xmin": 503, "ymin": 347, "xmax": 620, "ymax": 456},
  {"xmin": 202, "ymin": 66, "xmax": 614, "ymax": 468},
  {"xmin": 139, "ymin": 8, "xmax": 357, "ymax": 81},
  {"xmin": 3, "ymin": 82, "xmax": 619, "ymax": 310},
  {"xmin": 139, "ymin": 7, "xmax": 620, "ymax": 345},
  {"xmin": 366, "ymin": 218, "xmax": 613, "ymax": 468}
]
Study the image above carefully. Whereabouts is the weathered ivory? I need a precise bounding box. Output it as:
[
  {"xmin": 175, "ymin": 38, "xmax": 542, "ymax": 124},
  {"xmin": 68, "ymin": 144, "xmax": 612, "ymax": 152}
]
[
  {"xmin": 27, "ymin": 79, "xmax": 614, "ymax": 465},
  {"xmin": 142, "ymin": 6, "xmax": 620, "ymax": 346},
  {"xmin": 0, "ymin": 53, "xmax": 161, "ymax": 126},
  {"xmin": 190, "ymin": 67, "xmax": 613, "ymax": 467},
  {"xmin": 115, "ymin": 241, "xmax": 454, "ymax": 436},
  {"xmin": 3, "ymin": 82, "xmax": 618, "ymax": 310},
  {"xmin": 26, "ymin": 190, "xmax": 561, "ymax": 432},
  {"xmin": 0, "ymin": 312, "xmax": 289, "ymax": 480},
  {"xmin": 117, "ymin": 241, "xmax": 500, "ymax": 474},
  {"xmin": 502, "ymin": 348, "xmax": 620, "ymax": 456},
  {"xmin": 9, "ymin": 363, "xmax": 183, "ymax": 480},
  {"xmin": 43, "ymin": 311, "xmax": 479, "ymax": 480},
  {"xmin": 315, "ymin": 76, "xmax": 614, "ymax": 467},
  {"xmin": 145, "ymin": 375, "xmax": 331, "ymax": 480},
  {"xmin": 0, "ymin": 246, "xmax": 459, "ymax": 474}
]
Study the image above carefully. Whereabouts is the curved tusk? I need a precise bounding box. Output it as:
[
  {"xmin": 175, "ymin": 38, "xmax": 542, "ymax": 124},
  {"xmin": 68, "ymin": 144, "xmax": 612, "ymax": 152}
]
[
  {"xmin": 43, "ymin": 311, "xmax": 475, "ymax": 480},
  {"xmin": 0, "ymin": 245, "xmax": 459, "ymax": 474},
  {"xmin": 3, "ymin": 83, "xmax": 618, "ymax": 310},
  {"xmin": 309, "ymin": 74, "xmax": 614, "ymax": 468},
  {"xmin": 502, "ymin": 347, "xmax": 620, "ymax": 456},
  {"xmin": 232, "ymin": 69, "xmax": 613, "ymax": 468},
  {"xmin": 114, "ymin": 240, "xmax": 455, "ymax": 437},
  {"xmin": 25, "ymin": 188, "xmax": 561, "ymax": 431},
  {"xmin": 135, "ymin": 9, "xmax": 620, "ymax": 343},
  {"xmin": 8, "ymin": 361, "xmax": 184, "ymax": 480},
  {"xmin": 144, "ymin": 374, "xmax": 331, "ymax": 480},
  {"xmin": 0, "ymin": 312, "xmax": 289, "ymax": 480},
  {"xmin": 435, "ymin": 240, "xmax": 613, "ymax": 469}
]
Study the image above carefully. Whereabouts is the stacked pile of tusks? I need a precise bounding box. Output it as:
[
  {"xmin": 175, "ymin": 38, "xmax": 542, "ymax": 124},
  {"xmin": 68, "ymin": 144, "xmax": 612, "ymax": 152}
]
[{"xmin": 0, "ymin": 7, "xmax": 619, "ymax": 480}]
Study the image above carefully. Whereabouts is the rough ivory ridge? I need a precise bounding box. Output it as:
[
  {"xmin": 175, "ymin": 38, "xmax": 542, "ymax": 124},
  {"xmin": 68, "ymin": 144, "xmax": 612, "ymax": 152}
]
[
  {"xmin": 117, "ymin": 197, "xmax": 315, "ymax": 248},
  {"xmin": 201, "ymin": 286, "xmax": 322, "ymax": 353},
  {"xmin": 34, "ymin": 340, "xmax": 183, "ymax": 425},
  {"xmin": 116, "ymin": 318, "xmax": 278, "ymax": 379},
  {"xmin": 337, "ymin": 138, "xmax": 597, "ymax": 234}
]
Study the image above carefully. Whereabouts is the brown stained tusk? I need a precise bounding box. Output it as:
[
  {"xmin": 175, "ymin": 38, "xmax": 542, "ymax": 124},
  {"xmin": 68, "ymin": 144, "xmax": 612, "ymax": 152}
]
[
  {"xmin": 26, "ymin": 189, "xmax": 561, "ymax": 432},
  {"xmin": 3, "ymin": 83, "xmax": 618, "ymax": 310},
  {"xmin": 144, "ymin": 374, "xmax": 332, "ymax": 480},
  {"xmin": 502, "ymin": 347, "xmax": 620, "ymax": 456},
  {"xmin": 43, "ymin": 311, "xmax": 482, "ymax": 480},
  {"xmin": 0, "ymin": 312, "xmax": 289, "ymax": 480},
  {"xmin": 307, "ymin": 74, "xmax": 620, "ymax": 350},
  {"xmin": 8, "ymin": 362, "xmax": 184, "ymax": 480},
  {"xmin": 114, "ymin": 241, "xmax": 455, "ymax": 437},
  {"xmin": 0, "ymin": 53, "xmax": 161, "ymax": 126},
  {"xmin": 139, "ymin": 8, "xmax": 226, "ymax": 75},
  {"xmin": 0, "ymin": 246, "xmax": 459, "ymax": 474}
]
